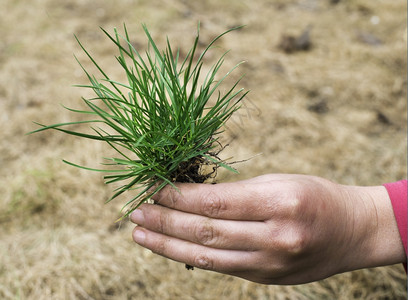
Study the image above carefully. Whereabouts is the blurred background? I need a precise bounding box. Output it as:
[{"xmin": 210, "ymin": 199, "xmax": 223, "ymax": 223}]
[{"xmin": 0, "ymin": 0, "xmax": 406, "ymax": 299}]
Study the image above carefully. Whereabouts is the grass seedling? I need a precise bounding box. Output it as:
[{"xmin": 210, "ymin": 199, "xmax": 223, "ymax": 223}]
[{"xmin": 30, "ymin": 24, "xmax": 248, "ymax": 219}]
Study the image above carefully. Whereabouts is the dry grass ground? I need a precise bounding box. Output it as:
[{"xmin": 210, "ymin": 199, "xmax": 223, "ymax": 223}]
[{"xmin": 0, "ymin": 0, "xmax": 407, "ymax": 299}]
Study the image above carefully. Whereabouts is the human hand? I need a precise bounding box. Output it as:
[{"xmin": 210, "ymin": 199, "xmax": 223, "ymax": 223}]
[{"xmin": 130, "ymin": 174, "xmax": 405, "ymax": 284}]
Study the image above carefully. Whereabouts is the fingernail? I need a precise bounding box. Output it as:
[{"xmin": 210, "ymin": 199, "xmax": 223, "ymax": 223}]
[
  {"xmin": 133, "ymin": 228, "xmax": 146, "ymax": 244},
  {"xmin": 130, "ymin": 209, "xmax": 145, "ymax": 225}
]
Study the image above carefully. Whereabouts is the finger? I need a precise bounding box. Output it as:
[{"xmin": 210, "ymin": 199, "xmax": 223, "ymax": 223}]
[
  {"xmin": 151, "ymin": 181, "xmax": 271, "ymax": 220},
  {"xmin": 132, "ymin": 226, "xmax": 258, "ymax": 274},
  {"xmin": 130, "ymin": 204, "xmax": 263, "ymax": 251},
  {"xmin": 151, "ymin": 178, "xmax": 297, "ymax": 221}
]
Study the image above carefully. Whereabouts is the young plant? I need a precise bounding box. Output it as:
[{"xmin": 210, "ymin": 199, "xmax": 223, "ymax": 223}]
[{"xmin": 31, "ymin": 24, "xmax": 248, "ymax": 219}]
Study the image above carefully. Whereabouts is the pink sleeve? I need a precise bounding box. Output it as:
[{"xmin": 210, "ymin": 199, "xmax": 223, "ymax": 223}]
[{"xmin": 383, "ymin": 180, "xmax": 407, "ymax": 270}]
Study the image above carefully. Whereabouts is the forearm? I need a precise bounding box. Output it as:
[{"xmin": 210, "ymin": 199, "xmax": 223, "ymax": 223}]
[{"xmin": 340, "ymin": 184, "xmax": 406, "ymax": 272}]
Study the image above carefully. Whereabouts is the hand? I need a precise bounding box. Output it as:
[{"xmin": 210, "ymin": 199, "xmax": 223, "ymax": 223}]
[{"xmin": 130, "ymin": 174, "xmax": 405, "ymax": 285}]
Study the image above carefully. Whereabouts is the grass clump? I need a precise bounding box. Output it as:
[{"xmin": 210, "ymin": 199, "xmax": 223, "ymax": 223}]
[{"xmin": 31, "ymin": 24, "xmax": 248, "ymax": 218}]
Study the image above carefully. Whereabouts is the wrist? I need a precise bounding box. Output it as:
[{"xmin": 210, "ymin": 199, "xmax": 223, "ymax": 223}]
[{"xmin": 341, "ymin": 184, "xmax": 406, "ymax": 271}]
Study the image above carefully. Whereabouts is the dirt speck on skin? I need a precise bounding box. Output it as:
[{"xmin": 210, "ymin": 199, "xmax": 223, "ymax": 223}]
[{"xmin": 0, "ymin": 0, "xmax": 406, "ymax": 299}]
